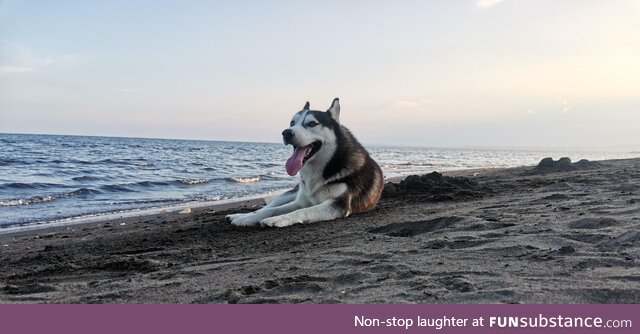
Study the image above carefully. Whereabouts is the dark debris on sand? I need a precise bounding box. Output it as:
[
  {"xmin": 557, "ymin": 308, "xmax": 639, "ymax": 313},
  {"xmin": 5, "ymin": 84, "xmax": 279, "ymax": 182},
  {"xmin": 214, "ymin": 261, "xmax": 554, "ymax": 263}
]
[
  {"xmin": 526, "ymin": 157, "xmax": 603, "ymax": 175},
  {"xmin": 381, "ymin": 171, "xmax": 492, "ymax": 202}
]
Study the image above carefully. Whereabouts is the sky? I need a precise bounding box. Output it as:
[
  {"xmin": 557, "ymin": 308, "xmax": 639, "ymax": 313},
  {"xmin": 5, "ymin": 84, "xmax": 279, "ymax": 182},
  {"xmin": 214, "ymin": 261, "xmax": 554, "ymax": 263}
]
[{"xmin": 1, "ymin": 0, "xmax": 639, "ymax": 148}]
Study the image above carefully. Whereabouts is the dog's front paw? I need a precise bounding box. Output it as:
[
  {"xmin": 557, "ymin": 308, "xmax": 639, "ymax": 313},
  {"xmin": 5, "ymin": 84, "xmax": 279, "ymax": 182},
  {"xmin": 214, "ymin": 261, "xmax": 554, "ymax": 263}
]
[
  {"xmin": 226, "ymin": 213, "xmax": 248, "ymax": 222},
  {"xmin": 260, "ymin": 216, "xmax": 302, "ymax": 228},
  {"xmin": 230, "ymin": 213, "xmax": 261, "ymax": 226}
]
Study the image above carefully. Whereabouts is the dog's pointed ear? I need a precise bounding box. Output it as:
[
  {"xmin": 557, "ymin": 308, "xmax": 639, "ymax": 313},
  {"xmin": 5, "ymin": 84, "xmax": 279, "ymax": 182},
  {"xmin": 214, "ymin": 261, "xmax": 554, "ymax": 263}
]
[
  {"xmin": 327, "ymin": 98, "xmax": 340, "ymax": 123},
  {"xmin": 302, "ymin": 101, "xmax": 310, "ymax": 111}
]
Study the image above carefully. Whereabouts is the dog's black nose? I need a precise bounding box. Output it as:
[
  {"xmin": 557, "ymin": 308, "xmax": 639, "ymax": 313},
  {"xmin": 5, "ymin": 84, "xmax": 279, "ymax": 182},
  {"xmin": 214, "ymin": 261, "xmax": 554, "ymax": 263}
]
[{"xmin": 282, "ymin": 129, "xmax": 294, "ymax": 144}]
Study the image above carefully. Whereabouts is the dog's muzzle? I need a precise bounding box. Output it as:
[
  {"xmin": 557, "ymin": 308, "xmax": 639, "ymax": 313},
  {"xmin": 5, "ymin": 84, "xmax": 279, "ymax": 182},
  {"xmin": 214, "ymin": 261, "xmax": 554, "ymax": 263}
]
[{"xmin": 282, "ymin": 129, "xmax": 294, "ymax": 145}]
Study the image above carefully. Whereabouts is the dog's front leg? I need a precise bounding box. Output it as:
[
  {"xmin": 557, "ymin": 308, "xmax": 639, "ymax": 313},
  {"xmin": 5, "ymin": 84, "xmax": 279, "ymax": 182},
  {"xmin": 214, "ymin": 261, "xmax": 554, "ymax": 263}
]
[
  {"xmin": 264, "ymin": 185, "xmax": 299, "ymax": 208},
  {"xmin": 230, "ymin": 200, "xmax": 304, "ymax": 226},
  {"xmin": 226, "ymin": 186, "xmax": 299, "ymax": 222},
  {"xmin": 260, "ymin": 200, "xmax": 345, "ymax": 228}
]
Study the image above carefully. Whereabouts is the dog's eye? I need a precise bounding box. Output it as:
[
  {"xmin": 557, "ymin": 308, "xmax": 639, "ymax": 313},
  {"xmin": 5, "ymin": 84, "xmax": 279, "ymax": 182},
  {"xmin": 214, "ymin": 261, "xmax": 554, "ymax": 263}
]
[
  {"xmin": 307, "ymin": 121, "xmax": 318, "ymax": 127},
  {"xmin": 290, "ymin": 121, "xmax": 295, "ymax": 126}
]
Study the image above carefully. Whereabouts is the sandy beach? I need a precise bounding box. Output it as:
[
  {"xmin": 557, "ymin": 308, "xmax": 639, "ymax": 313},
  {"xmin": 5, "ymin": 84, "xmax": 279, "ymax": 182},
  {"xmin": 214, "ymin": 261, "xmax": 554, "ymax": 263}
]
[{"xmin": 1, "ymin": 157, "xmax": 639, "ymax": 304}]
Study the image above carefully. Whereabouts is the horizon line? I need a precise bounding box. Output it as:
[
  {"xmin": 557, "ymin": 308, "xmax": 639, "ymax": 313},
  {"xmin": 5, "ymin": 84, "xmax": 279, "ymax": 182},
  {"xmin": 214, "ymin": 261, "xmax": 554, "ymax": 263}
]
[{"xmin": 2, "ymin": 131, "xmax": 639, "ymax": 152}]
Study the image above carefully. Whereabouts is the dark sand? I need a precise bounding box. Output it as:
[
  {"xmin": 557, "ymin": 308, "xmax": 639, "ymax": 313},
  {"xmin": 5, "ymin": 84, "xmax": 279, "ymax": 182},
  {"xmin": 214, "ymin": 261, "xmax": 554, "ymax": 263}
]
[{"xmin": 1, "ymin": 158, "xmax": 639, "ymax": 304}]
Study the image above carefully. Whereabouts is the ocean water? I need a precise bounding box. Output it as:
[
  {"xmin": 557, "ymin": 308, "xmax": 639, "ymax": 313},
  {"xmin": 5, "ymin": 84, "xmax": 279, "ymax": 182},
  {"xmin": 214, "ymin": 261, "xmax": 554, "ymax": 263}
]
[{"xmin": 0, "ymin": 133, "xmax": 637, "ymax": 227}]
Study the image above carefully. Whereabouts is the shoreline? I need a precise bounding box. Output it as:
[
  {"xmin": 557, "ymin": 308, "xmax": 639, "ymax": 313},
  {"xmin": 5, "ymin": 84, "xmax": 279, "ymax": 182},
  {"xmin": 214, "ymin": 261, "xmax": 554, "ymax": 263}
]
[
  {"xmin": 1, "ymin": 157, "xmax": 639, "ymax": 303},
  {"xmin": 0, "ymin": 166, "xmax": 507, "ymax": 236},
  {"xmin": 0, "ymin": 197, "xmax": 267, "ymax": 236},
  {"xmin": 0, "ymin": 193, "xmax": 273, "ymax": 236}
]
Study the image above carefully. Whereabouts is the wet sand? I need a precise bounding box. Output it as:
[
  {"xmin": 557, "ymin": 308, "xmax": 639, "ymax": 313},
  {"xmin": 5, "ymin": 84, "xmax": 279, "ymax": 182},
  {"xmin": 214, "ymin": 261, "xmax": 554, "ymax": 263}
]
[{"xmin": 1, "ymin": 158, "xmax": 639, "ymax": 303}]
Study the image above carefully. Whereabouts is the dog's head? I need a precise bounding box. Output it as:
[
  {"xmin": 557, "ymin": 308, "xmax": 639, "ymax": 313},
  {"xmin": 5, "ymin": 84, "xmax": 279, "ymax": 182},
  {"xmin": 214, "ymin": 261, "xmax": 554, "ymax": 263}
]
[{"xmin": 282, "ymin": 98, "xmax": 340, "ymax": 176}]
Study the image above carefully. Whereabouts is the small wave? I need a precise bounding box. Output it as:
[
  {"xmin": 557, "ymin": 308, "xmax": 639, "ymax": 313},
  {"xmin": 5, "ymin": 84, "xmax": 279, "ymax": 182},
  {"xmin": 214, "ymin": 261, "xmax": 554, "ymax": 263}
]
[
  {"xmin": 185, "ymin": 194, "xmax": 223, "ymax": 202},
  {"xmin": 229, "ymin": 176, "xmax": 260, "ymax": 183},
  {"xmin": 103, "ymin": 180, "xmax": 173, "ymax": 191},
  {"xmin": 72, "ymin": 188, "xmax": 101, "ymax": 195},
  {"xmin": 86, "ymin": 159, "xmax": 156, "ymax": 169},
  {"xmin": 0, "ymin": 182, "xmax": 62, "ymax": 190},
  {"xmin": 0, "ymin": 157, "xmax": 25, "ymax": 166},
  {"xmin": 99, "ymin": 179, "xmax": 205, "ymax": 192},
  {"xmin": 136, "ymin": 162, "xmax": 155, "ymax": 168},
  {"xmin": 260, "ymin": 173, "xmax": 289, "ymax": 180},
  {"xmin": 136, "ymin": 180, "xmax": 170, "ymax": 187},
  {"xmin": 177, "ymin": 179, "xmax": 210, "ymax": 185},
  {"xmin": 258, "ymin": 162, "xmax": 281, "ymax": 168},
  {"xmin": 101, "ymin": 184, "xmax": 136, "ymax": 193},
  {"xmin": 112, "ymin": 198, "xmax": 183, "ymax": 206},
  {"xmin": 0, "ymin": 188, "xmax": 100, "ymax": 207},
  {"xmin": 72, "ymin": 175, "xmax": 103, "ymax": 182}
]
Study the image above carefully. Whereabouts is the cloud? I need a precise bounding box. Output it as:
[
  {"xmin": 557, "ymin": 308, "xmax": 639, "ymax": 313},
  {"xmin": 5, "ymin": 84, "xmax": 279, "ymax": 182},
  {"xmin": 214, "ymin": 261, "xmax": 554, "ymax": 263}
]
[
  {"xmin": 394, "ymin": 100, "xmax": 421, "ymax": 108},
  {"xmin": 475, "ymin": 0, "xmax": 504, "ymax": 8},
  {"xmin": 393, "ymin": 99, "xmax": 435, "ymax": 109},
  {"xmin": 0, "ymin": 42, "xmax": 70, "ymax": 75},
  {"xmin": 391, "ymin": 99, "xmax": 436, "ymax": 115},
  {"xmin": 557, "ymin": 97, "xmax": 573, "ymax": 113},
  {"xmin": 0, "ymin": 66, "xmax": 36, "ymax": 73},
  {"xmin": 115, "ymin": 88, "xmax": 137, "ymax": 94}
]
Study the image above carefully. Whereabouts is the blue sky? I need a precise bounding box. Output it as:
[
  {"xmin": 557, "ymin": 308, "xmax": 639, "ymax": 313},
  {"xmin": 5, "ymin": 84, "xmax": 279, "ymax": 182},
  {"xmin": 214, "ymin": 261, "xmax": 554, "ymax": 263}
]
[{"xmin": 1, "ymin": 0, "xmax": 639, "ymax": 148}]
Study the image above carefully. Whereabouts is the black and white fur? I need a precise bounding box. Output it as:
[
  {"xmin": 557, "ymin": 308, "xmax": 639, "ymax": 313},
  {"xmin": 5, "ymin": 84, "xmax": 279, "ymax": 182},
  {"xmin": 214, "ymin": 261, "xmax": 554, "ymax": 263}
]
[{"xmin": 227, "ymin": 98, "xmax": 384, "ymax": 227}]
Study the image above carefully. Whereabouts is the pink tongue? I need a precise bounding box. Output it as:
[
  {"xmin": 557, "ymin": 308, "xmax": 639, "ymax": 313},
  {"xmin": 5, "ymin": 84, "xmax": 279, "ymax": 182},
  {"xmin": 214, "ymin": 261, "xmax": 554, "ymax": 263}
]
[{"xmin": 285, "ymin": 146, "xmax": 310, "ymax": 176}]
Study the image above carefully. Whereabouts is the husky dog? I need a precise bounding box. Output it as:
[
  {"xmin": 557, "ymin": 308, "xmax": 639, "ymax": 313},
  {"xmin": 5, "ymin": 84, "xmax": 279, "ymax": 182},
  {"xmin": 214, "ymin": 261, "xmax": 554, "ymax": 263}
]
[{"xmin": 227, "ymin": 98, "xmax": 384, "ymax": 227}]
